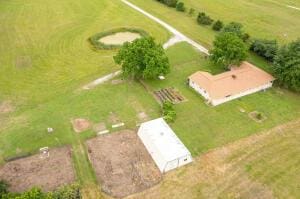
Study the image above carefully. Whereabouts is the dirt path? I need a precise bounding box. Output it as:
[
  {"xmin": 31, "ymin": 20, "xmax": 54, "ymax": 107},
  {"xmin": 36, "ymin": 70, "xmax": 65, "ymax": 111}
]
[
  {"xmin": 287, "ymin": 5, "xmax": 300, "ymax": 11},
  {"xmin": 82, "ymin": 70, "xmax": 121, "ymax": 90},
  {"xmin": 121, "ymin": 0, "xmax": 209, "ymax": 54}
]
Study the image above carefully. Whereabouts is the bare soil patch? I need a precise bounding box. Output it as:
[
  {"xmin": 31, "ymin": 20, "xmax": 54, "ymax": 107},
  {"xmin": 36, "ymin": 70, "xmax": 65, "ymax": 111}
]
[
  {"xmin": 93, "ymin": 122, "xmax": 107, "ymax": 133},
  {"xmin": 86, "ymin": 130, "xmax": 161, "ymax": 198},
  {"xmin": 154, "ymin": 87, "xmax": 186, "ymax": 104},
  {"xmin": 0, "ymin": 101, "xmax": 14, "ymax": 114},
  {"xmin": 111, "ymin": 79, "xmax": 124, "ymax": 85},
  {"xmin": 248, "ymin": 111, "xmax": 267, "ymax": 123},
  {"xmin": 129, "ymin": 98, "xmax": 150, "ymax": 124},
  {"xmin": 108, "ymin": 112, "xmax": 121, "ymax": 124},
  {"xmin": 0, "ymin": 147, "xmax": 75, "ymax": 192},
  {"xmin": 99, "ymin": 32, "xmax": 141, "ymax": 45},
  {"xmin": 15, "ymin": 56, "xmax": 31, "ymax": 68},
  {"xmin": 71, "ymin": 118, "xmax": 92, "ymax": 133}
]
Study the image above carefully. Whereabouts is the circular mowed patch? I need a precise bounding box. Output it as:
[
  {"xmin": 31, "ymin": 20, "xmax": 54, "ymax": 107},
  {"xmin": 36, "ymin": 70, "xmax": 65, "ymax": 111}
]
[{"xmin": 89, "ymin": 27, "xmax": 149, "ymax": 50}]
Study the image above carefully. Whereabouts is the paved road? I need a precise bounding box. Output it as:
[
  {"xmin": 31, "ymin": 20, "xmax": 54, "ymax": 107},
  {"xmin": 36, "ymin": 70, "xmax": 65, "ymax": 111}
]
[{"xmin": 121, "ymin": 0, "xmax": 209, "ymax": 55}]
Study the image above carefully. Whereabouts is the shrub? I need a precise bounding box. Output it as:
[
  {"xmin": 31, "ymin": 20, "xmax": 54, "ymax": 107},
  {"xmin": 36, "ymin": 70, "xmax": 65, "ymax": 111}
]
[
  {"xmin": 188, "ymin": 8, "xmax": 195, "ymax": 16},
  {"xmin": 250, "ymin": 39, "xmax": 278, "ymax": 61},
  {"xmin": 197, "ymin": 12, "xmax": 214, "ymax": 25},
  {"xmin": 163, "ymin": 0, "xmax": 178, "ymax": 7},
  {"xmin": 0, "ymin": 184, "xmax": 81, "ymax": 199},
  {"xmin": 212, "ymin": 20, "xmax": 223, "ymax": 31},
  {"xmin": 176, "ymin": 2, "xmax": 185, "ymax": 12},
  {"xmin": 0, "ymin": 180, "xmax": 9, "ymax": 196},
  {"xmin": 273, "ymin": 39, "xmax": 300, "ymax": 92},
  {"xmin": 222, "ymin": 22, "xmax": 250, "ymax": 41},
  {"xmin": 242, "ymin": 33, "xmax": 250, "ymax": 42},
  {"xmin": 256, "ymin": 113, "xmax": 263, "ymax": 120},
  {"xmin": 162, "ymin": 101, "xmax": 176, "ymax": 123}
]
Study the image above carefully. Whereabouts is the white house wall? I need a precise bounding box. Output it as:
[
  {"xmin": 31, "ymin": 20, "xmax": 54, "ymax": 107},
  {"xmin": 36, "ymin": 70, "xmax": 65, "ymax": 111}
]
[
  {"xmin": 178, "ymin": 154, "xmax": 193, "ymax": 167},
  {"xmin": 211, "ymin": 82, "xmax": 273, "ymax": 106},
  {"xmin": 189, "ymin": 80, "xmax": 210, "ymax": 99}
]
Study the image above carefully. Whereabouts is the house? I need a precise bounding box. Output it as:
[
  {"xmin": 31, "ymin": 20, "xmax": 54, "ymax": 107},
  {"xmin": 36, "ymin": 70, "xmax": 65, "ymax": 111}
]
[
  {"xmin": 188, "ymin": 61, "xmax": 275, "ymax": 106},
  {"xmin": 138, "ymin": 118, "xmax": 192, "ymax": 173}
]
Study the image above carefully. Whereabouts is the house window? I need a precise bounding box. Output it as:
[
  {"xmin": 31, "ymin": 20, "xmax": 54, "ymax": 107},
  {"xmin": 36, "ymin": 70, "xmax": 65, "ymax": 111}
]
[{"xmin": 184, "ymin": 158, "xmax": 187, "ymax": 161}]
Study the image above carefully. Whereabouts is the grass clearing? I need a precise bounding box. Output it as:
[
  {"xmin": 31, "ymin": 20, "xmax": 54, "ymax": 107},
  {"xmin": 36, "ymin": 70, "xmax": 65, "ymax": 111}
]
[
  {"xmin": 0, "ymin": 0, "xmax": 299, "ymax": 196},
  {"xmin": 128, "ymin": 119, "xmax": 300, "ymax": 199},
  {"xmin": 0, "ymin": 0, "xmax": 166, "ymax": 191},
  {"xmin": 145, "ymin": 42, "xmax": 300, "ymax": 156},
  {"xmin": 129, "ymin": 0, "xmax": 300, "ymax": 45}
]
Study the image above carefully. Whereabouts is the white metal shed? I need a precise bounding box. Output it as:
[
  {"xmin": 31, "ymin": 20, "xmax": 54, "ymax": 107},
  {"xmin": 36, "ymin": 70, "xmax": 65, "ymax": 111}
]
[{"xmin": 138, "ymin": 118, "xmax": 192, "ymax": 173}]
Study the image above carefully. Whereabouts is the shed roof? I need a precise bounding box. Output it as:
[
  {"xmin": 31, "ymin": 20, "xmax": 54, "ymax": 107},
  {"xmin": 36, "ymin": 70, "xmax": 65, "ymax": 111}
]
[
  {"xmin": 139, "ymin": 118, "xmax": 191, "ymax": 161},
  {"xmin": 188, "ymin": 61, "xmax": 275, "ymax": 100}
]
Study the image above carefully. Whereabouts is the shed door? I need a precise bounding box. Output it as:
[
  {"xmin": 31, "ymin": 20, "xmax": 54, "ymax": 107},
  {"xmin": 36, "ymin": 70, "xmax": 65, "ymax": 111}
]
[
  {"xmin": 178, "ymin": 155, "xmax": 192, "ymax": 167},
  {"xmin": 164, "ymin": 159, "xmax": 179, "ymax": 172}
]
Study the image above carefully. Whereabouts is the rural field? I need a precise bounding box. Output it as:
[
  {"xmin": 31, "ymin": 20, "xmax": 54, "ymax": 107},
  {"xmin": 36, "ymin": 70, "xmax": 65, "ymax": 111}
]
[
  {"xmin": 130, "ymin": 0, "xmax": 300, "ymax": 46},
  {"xmin": 0, "ymin": 0, "xmax": 299, "ymax": 198},
  {"xmin": 128, "ymin": 119, "xmax": 300, "ymax": 199}
]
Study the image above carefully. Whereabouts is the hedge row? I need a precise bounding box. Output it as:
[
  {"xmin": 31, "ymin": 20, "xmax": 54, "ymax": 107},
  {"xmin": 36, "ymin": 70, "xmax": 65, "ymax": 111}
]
[{"xmin": 89, "ymin": 27, "xmax": 149, "ymax": 50}]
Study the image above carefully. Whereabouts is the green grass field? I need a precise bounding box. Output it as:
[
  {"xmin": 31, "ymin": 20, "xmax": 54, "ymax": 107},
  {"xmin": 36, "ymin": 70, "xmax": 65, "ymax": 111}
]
[
  {"xmin": 0, "ymin": 0, "xmax": 299, "ymax": 197},
  {"xmin": 0, "ymin": 0, "xmax": 167, "ymax": 192},
  {"xmin": 146, "ymin": 42, "xmax": 300, "ymax": 155},
  {"xmin": 129, "ymin": 0, "xmax": 300, "ymax": 46},
  {"xmin": 130, "ymin": 119, "xmax": 300, "ymax": 199}
]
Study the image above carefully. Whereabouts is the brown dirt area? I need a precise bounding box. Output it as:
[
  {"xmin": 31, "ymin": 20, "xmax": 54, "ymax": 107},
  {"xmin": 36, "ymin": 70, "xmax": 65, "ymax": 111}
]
[
  {"xmin": 99, "ymin": 32, "xmax": 141, "ymax": 45},
  {"xmin": 93, "ymin": 122, "xmax": 107, "ymax": 133},
  {"xmin": 86, "ymin": 130, "xmax": 161, "ymax": 198},
  {"xmin": 111, "ymin": 79, "xmax": 124, "ymax": 85},
  {"xmin": 108, "ymin": 112, "xmax": 121, "ymax": 124},
  {"xmin": 0, "ymin": 101, "xmax": 14, "ymax": 114},
  {"xmin": 15, "ymin": 56, "xmax": 32, "ymax": 69},
  {"xmin": 129, "ymin": 98, "xmax": 150, "ymax": 124},
  {"xmin": 0, "ymin": 147, "xmax": 75, "ymax": 193},
  {"xmin": 127, "ymin": 119, "xmax": 300, "ymax": 199},
  {"xmin": 71, "ymin": 118, "xmax": 92, "ymax": 133}
]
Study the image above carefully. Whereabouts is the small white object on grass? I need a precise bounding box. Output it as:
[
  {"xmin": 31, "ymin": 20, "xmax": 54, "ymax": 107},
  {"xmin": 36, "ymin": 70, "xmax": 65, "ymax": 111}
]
[
  {"xmin": 39, "ymin": 147, "xmax": 49, "ymax": 158},
  {"xmin": 112, "ymin": 123, "xmax": 125, "ymax": 128},
  {"xmin": 158, "ymin": 75, "xmax": 165, "ymax": 80},
  {"xmin": 47, "ymin": 127, "xmax": 54, "ymax": 133},
  {"xmin": 97, "ymin": 129, "xmax": 110, "ymax": 135}
]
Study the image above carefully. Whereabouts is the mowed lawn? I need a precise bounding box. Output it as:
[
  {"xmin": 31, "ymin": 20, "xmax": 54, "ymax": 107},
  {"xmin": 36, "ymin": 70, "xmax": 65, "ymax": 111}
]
[
  {"xmin": 128, "ymin": 119, "xmax": 300, "ymax": 199},
  {"xmin": 0, "ymin": 0, "xmax": 168, "ymax": 159},
  {"xmin": 0, "ymin": 0, "xmax": 169, "ymax": 105},
  {"xmin": 145, "ymin": 43, "xmax": 300, "ymax": 156},
  {"xmin": 129, "ymin": 0, "xmax": 300, "ymax": 46},
  {"xmin": 0, "ymin": 0, "xmax": 167, "ymax": 192},
  {"xmin": 0, "ymin": 0, "xmax": 300, "ymax": 196}
]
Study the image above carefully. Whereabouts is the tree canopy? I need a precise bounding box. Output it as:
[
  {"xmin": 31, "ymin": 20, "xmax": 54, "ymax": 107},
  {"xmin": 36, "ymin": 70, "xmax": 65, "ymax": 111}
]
[
  {"xmin": 114, "ymin": 37, "xmax": 170, "ymax": 80},
  {"xmin": 209, "ymin": 32, "xmax": 247, "ymax": 68},
  {"xmin": 222, "ymin": 22, "xmax": 249, "ymax": 41},
  {"xmin": 250, "ymin": 39, "xmax": 278, "ymax": 61},
  {"xmin": 273, "ymin": 39, "xmax": 300, "ymax": 92}
]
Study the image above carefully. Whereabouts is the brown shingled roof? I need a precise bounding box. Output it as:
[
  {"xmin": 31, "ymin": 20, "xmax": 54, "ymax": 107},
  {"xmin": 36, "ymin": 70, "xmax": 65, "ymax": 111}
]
[{"xmin": 189, "ymin": 61, "xmax": 275, "ymax": 100}]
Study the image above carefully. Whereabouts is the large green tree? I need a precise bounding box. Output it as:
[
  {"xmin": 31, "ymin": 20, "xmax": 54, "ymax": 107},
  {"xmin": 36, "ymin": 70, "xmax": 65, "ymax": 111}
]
[
  {"xmin": 114, "ymin": 37, "xmax": 170, "ymax": 80},
  {"xmin": 209, "ymin": 32, "xmax": 247, "ymax": 68},
  {"xmin": 273, "ymin": 39, "xmax": 300, "ymax": 92}
]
